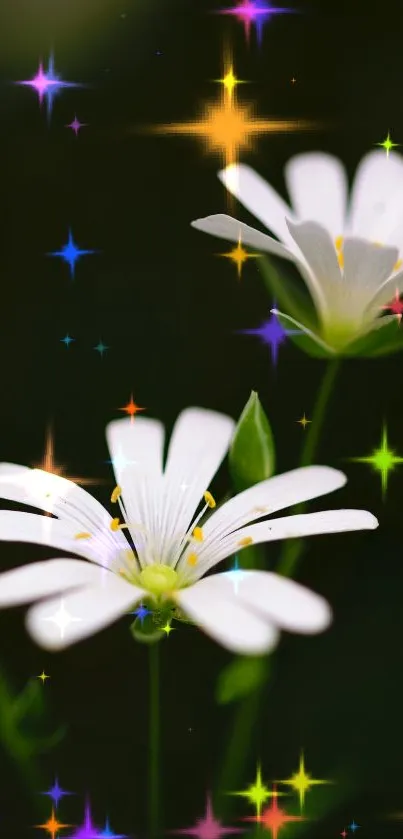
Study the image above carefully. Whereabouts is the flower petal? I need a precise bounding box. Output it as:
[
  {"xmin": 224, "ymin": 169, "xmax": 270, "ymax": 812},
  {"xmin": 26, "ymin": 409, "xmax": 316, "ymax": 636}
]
[
  {"xmin": 364, "ymin": 265, "xmax": 403, "ymax": 320},
  {"xmin": 105, "ymin": 417, "xmax": 165, "ymax": 563},
  {"xmin": 212, "ymin": 571, "xmax": 331, "ymax": 634},
  {"xmin": 218, "ymin": 163, "xmax": 296, "ymax": 246},
  {"xmin": 286, "ymin": 220, "xmax": 342, "ymax": 323},
  {"xmin": 0, "ymin": 558, "xmax": 101, "ymax": 607},
  {"xmin": 342, "ymin": 237, "xmax": 399, "ymax": 296},
  {"xmin": 175, "ymin": 574, "xmax": 279, "ymax": 654},
  {"xmin": 160, "ymin": 408, "xmax": 235, "ymax": 561},
  {"xmin": 184, "ymin": 509, "xmax": 378, "ymax": 579},
  {"xmin": 346, "ymin": 150, "xmax": 403, "ymax": 244},
  {"xmin": 25, "ymin": 573, "xmax": 144, "ymax": 650},
  {"xmin": 285, "ymin": 152, "xmax": 348, "ymax": 238},
  {"xmin": 0, "ymin": 510, "xmax": 127, "ymax": 569},
  {"xmin": 191, "ymin": 214, "xmax": 298, "ymax": 262},
  {"xmin": 271, "ymin": 309, "xmax": 337, "ymax": 357}
]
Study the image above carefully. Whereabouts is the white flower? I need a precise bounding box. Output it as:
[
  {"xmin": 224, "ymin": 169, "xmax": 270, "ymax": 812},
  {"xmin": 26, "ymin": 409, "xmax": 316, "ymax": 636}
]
[
  {"xmin": 0, "ymin": 409, "xmax": 377, "ymax": 653},
  {"xmin": 191, "ymin": 151, "xmax": 403, "ymax": 354}
]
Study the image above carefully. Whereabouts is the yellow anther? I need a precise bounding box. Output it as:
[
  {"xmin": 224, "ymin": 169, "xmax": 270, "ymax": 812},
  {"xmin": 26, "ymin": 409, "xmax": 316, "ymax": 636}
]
[
  {"xmin": 74, "ymin": 531, "xmax": 92, "ymax": 540},
  {"xmin": 238, "ymin": 536, "xmax": 254, "ymax": 547},
  {"xmin": 373, "ymin": 241, "xmax": 382, "ymax": 247},
  {"xmin": 394, "ymin": 259, "xmax": 403, "ymax": 271},
  {"xmin": 337, "ymin": 251, "xmax": 344, "ymax": 268},
  {"xmin": 187, "ymin": 553, "xmax": 198, "ymax": 566},
  {"xmin": 203, "ymin": 490, "xmax": 216, "ymax": 509},
  {"xmin": 335, "ymin": 235, "xmax": 343, "ymax": 251},
  {"xmin": 111, "ymin": 485, "xmax": 122, "ymax": 503},
  {"xmin": 254, "ymin": 506, "xmax": 268, "ymax": 514},
  {"xmin": 110, "ymin": 517, "xmax": 121, "ymax": 531},
  {"xmin": 192, "ymin": 526, "xmax": 204, "ymax": 542}
]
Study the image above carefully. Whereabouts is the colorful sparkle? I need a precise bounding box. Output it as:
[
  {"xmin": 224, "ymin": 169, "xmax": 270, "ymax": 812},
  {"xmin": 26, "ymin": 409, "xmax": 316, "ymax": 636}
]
[
  {"xmin": 349, "ymin": 822, "xmax": 360, "ymax": 833},
  {"xmin": 130, "ymin": 603, "xmax": 152, "ymax": 623},
  {"xmin": 64, "ymin": 800, "xmax": 100, "ymax": 839},
  {"xmin": 66, "ymin": 116, "xmax": 87, "ymax": 136},
  {"xmin": 296, "ymin": 413, "xmax": 311, "ymax": 430},
  {"xmin": 32, "ymin": 427, "xmax": 106, "ymax": 488},
  {"xmin": 43, "ymin": 598, "xmax": 82, "ymax": 641},
  {"xmin": 48, "ymin": 229, "xmax": 97, "ymax": 280},
  {"xmin": 226, "ymin": 555, "xmax": 249, "ymax": 595},
  {"xmin": 94, "ymin": 340, "xmax": 109, "ymax": 357},
  {"xmin": 17, "ymin": 55, "xmax": 79, "ymax": 119},
  {"xmin": 41, "ymin": 777, "xmax": 74, "ymax": 809},
  {"xmin": 96, "ymin": 817, "xmax": 127, "ymax": 838},
  {"xmin": 237, "ymin": 310, "xmax": 301, "ymax": 368},
  {"xmin": 119, "ymin": 394, "xmax": 145, "ymax": 423},
  {"xmin": 218, "ymin": 234, "xmax": 261, "ymax": 278},
  {"xmin": 35, "ymin": 808, "xmax": 69, "ymax": 839},
  {"xmin": 216, "ymin": 0, "xmax": 293, "ymax": 45},
  {"xmin": 376, "ymin": 131, "xmax": 400, "ymax": 157},
  {"xmin": 381, "ymin": 289, "xmax": 403, "ymax": 320},
  {"xmin": 278, "ymin": 752, "xmax": 330, "ymax": 809},
  {"xmin": 348, "ymin": 423, "xmax": 403, "ymax": 499},
  {"xmin": 61, "ymin": 334, "xmax": 75, "ymax": 348},
  {"xmin": 170, "ymin": 793, "xmax": 243, "ymax": 838},
  {"xmin": 37, "ymin": 670, "xmax": 50, "ymax": 684},
  {"xmin": 230, "ymin": 763, "xmax": 286, "ymax": 816},
  {"xmin": 244, "ymin": 787, "xmax": 305, "ymax": 839}
]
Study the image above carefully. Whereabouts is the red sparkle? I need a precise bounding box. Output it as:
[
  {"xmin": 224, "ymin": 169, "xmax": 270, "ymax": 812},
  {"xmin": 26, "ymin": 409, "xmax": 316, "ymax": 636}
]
[
  {"xmin": 381, "ymin": 289, "xmax": 403, "ymax": 316},
  {"xmin": 119, "ymin": 394, "xmax": 145, "ymax": 423},
  {"xmin": 340, "ymin": 831, "xmax": 348, "ymax": 838},
  {"xmin": 244, "ymin": 787, "xmax": 305, "ymax": 839}
]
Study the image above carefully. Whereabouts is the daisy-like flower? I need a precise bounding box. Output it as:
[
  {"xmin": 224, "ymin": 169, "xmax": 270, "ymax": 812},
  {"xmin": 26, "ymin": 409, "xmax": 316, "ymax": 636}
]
[
  {"xmin": 191, "ymin": 151, "xmax": 403, "ymax": 357},
  {"xmin": 0, "ymin": 409, "xmax": 377, "ymax": 653}
]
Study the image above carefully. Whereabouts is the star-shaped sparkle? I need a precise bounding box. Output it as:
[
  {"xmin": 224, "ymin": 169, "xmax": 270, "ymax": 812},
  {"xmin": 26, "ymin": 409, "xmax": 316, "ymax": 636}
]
[
  {"xmin": 244, "ymin": 787, "xmax": 305, "ymax": 839},
  {"xmin": 43, "ymin": 598, "xmax": 82, "ymax": 640},
  {"xmin": 35, "ymin": 808, "xmax": 70, "ymax": 839},
  {"xmin": 162, "ymin": 621, "xmax": 175, "ymax": 636},
  {"xmin": 277, "ymin": 752, "xmax": 330, "ymax": 809},
  {"xmin": 48, "ymin": 229, "xmax": 97, "ymax": 279},
  {"xmin": 376, "ymin": 131, "xmax": 400, "ymax": 157},
  {"xmin": 226, "ymin": 555, "xmax": 249, "ymax": 595},
  {"xmin": 237, "ymin": 310, "xmax": 301, "ymax": 367},
  {"xmin": 119, "ymin": 394, "xmax": 145, "ymax": 423},
  {"xmin": 349, "ymin": 822, "xmax": 360, "ymax": 833},
  {"xmin": 130, "ymin": 603, "xmax": 151, "ymax": 623},
  {"xmin": 66, "ymin": 116, "xmax": 87, "ymax": 136},
  {"xmin": 94, "ymin": 340, "xmax": 109, "ymax": 357},
  {"xmin": 64, "ymin": 800, "xmax": 100, "ymax": 839},
  {"xmin": 105, "ymin": 445, "xmax": 137, "ymax": 471},
  {"xmin": 38, "ymin": 671, "xmax": 50, "ymax": 683},
  {"xmin": 296, "ymin": 413, "xmax": 311, "ymax": 430},
  {"xmin": 41, "ymin": 777, "xmax": 74, "ymax": 809},
  {"xmin": 381, "ymin": 288, "xmax": 403, "ymax": 320},
  {"xmin": 216, "ymin": 0, "xmax": 292, "ymax": 45},
  {"xmin": 230, "ymin": 763, "xmax": 286, "ymax": 816},
  {"xmin": 348, "ymin": 423, "xmax": 403, "ymax": 499},
  {"xmin": 61, "ymin": 334, "xmax": 75, "ymax": 348},
  {"xmin": 96, "ymin": 818, "xmax": 127, "ymax": 838},
  {"xmin": 218, "ymin": 235, "xmax": 261, "ymax": 278},
  {"xmin": 170, "ymin": 793, "xmax": 243, "ymax": 838},
  {"xmin": 32, "ymin": 427, "xmax": 106, "ymax": 489},
  {"xmin": 17, "ymin": 55, "xmax": 79, "ymax": 119}
]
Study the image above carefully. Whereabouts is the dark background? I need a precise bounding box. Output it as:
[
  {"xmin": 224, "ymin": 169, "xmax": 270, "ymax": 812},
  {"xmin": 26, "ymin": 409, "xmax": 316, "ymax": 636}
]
[{"xmin": 1, "ymin": 0, "xmax": 403, "ymax": 835}]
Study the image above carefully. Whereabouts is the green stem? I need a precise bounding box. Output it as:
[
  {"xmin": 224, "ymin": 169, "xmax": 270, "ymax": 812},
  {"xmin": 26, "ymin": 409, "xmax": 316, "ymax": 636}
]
[
  {"xmin": 148, "ymin": 644, "xmax": 160, "ymax": 839},
  {"xmin": 216, "ymin": 358, "xmax": 341, "ymax": 816},
  {"xmin": 276, "ymin": 358, "xmax": 341, "ymax": 578}
]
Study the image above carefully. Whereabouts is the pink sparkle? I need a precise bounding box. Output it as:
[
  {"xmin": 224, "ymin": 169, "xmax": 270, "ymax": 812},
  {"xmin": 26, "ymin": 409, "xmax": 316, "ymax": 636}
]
[
  {"xmin": 170, "ymin": 794, "xmax": 242, "ymax": 839},
  {"xmin": 66, "ymin": 116, "xmax": 87, "ymax": 136},
  {"xmin": 381, "ymin": 288, "xmax": 403, "ymax": 316},
  {"xmin": 217, "ymin": 0, "xmax": 292, "ymax": 43},
  {"xmin": 19, "ymin": 61, "xmax": 59, "ymax": 104}
]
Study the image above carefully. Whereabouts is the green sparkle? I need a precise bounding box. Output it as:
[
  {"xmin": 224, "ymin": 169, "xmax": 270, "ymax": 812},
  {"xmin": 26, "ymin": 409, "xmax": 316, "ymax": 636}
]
[
  {"xmin": 349, "ymin": 424, "xmax": 403, "ymax": 499},
  {"xmin": 228, "ymin": 763, "xmax": 286, "ymax": 817},
  {"xmin": 376, "ymin": 131, "xmax": 400, "ymax": 157}
]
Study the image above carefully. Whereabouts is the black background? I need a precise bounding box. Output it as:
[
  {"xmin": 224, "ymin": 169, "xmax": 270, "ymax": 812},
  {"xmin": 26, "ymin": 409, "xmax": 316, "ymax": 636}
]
[{"xmin": 1, "ymin": 0, "xmax": 403, "ymax": 836}]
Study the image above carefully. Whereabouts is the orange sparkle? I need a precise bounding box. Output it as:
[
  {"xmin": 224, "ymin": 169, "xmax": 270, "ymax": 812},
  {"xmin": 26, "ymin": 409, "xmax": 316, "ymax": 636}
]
[
  {"xmin": 219, "ymin": 234, "xmax": 261, "ymax": 278},
  {"xmin": 119, "ymin": 394, "xmax": 145, "ymax": 423},
  {"xmin": 247, "ymin": 789, "xmax": 305, "ymax": 839},
  {"xmin": 35, "ymin": 808, "xmax": 69, "ymax": 839}
]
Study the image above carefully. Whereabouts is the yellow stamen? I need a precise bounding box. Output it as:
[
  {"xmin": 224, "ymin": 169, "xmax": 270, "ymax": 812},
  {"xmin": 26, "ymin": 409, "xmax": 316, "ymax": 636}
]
[
  {"xmin": 111, "ymin": 485, "xmax": 122, "ymax": 503},
  {"xmin": 337, "ymin": 251, "xmax": 344, "ymax": 268},
  {"xmin": 187, "ymin": 553, "xmax": 198, "ymax": 566},
  {"xmin": 373, "ymin": 241, "xmax": 382, "ymax": 247},
  {"xmin": 335, "ymin": 235, "xmax": 344, "ymax": 251},
  {"xmin": 192, "ymin": 526, "xmax": 204, "ymax": 542},
  {"xmin": 394, "ymin": 259, "xmax": 403, "ymax": 271},
  {"xmin": 74, "ymin": 531, "xmax": 92, "ymax": 540},
  {"xmin": 110, "ymin": 517, "xmax": 129, "ymax": 531},
  {"xmin": 203, "ymin": 490, "xmax": 216, "ymax": 508},
  {"xmin": 238, "ymin": 536, "xmax": 254, "ymax": 547},
  {"xmin": 254, "ymin": 506, "xmax": 268, "ymax": 514}
]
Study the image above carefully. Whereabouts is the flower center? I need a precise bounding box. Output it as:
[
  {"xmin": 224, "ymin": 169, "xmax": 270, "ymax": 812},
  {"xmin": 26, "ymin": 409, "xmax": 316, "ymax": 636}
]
[{"xmin": 139, "ymin": 564, "xmax": 179, "ymax": 596}]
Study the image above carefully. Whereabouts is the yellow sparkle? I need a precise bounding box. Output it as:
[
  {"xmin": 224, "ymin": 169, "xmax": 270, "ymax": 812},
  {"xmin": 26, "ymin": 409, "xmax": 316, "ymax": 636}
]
[
  {"xmin": 111, "ymin": 485, "xmax": 122, "ymax": 503},
  {"xmin": 203, "ymin": 490, "xmax": 216, "ymax": 508},
  {"xmin": 219, "ymin": 234, "xmax": 261, "ymax": 279},
  {"xmin": 216, "ymin": 65, "xmax": 246, "ymax": 101},
  {"xmin": 162, "ymin": 621, "xmax": 175, "ymax": 636},
  {"xmin": 278, "ymin": 752, "xmax": 331, "ymax": 810},
  {"xmin": 187, "ymin": 553, "xmax": 198, "ymax": 566},
  {"xmin": 296, "ymin": 413, "xmax": 311, "ymax": 430},
  {"xmin": 238, "ymin": 536, "xmax": 254, "ymax": 547},
  {"xmin": 193, "ymin": 526, "xmax": 204, "ymax": 542},
  {"xmin": 38, "ymin": 671, "xmax": 50, "ymax": 684}
]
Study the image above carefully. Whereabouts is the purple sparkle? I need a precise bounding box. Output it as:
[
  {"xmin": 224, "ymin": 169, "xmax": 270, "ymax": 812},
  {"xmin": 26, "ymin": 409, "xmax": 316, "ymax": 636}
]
[
  {"xmin": 130, "ymin": 603, "xmax": 151, "ymax": 623},
  {"xmin": 237, "ymin": 310, "xmax": 301, "ymax": 368},
  {"xmin": 40, "ymin": 776, "xmax": 74, "ymax": 808},
  {"xmin": 170, "ymin": 794, "xmax": 242, "ymax": 839},
  {"xmin": 48, "ymin": 229, "xmax": 97, "ymax": 279},
  {"xmin": 217, "ymin": 0, "xmax": 293, "ymax": 44},
  {"xmin": 17, "ymin": 55, "xmax": 79, "ymax": 119},
  {"xmin": 65, "ymin": 799, "xmax": 100, "ymax": 839},
  {"xmin": 67, "ymin": 116, "xmax": 87, "ymax": 136}
]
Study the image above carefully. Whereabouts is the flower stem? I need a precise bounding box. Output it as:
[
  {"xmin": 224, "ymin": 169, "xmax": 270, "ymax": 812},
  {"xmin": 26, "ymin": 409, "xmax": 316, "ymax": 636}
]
[
  {"xmin": 276, "ymin": 358, "xmax": 341, "ymax": 578},
  {"xmin": 215, "ymin": 358, "xmax": 341, "ymax": 816},
  {"xmin": 148, "ymin": 644, "xmax": 160, "ymax": 839}
]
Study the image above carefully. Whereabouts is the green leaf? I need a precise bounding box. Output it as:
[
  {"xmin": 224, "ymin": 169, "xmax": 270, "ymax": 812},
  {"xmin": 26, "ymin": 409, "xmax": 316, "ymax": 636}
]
[
  {"xmin": 216, "ymin": 655, "xmax": 268, "ymax": 704},
  {"xmin": 130, "ymin": 614, "xmax": 165, "ymax": 644},
  {"xmin": 259, "ymin": 256, "xmax": 319, "ymax": 332},
  {"xmin": 229, "ymin": 391, "xmax": 275, "ymax": 494}
]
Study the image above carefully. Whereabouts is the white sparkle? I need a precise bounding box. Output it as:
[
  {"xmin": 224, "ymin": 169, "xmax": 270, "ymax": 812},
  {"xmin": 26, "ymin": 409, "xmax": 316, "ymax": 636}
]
[{"xmin": 43, "ymin": 598, "xmax": 82, "ymax": 639}]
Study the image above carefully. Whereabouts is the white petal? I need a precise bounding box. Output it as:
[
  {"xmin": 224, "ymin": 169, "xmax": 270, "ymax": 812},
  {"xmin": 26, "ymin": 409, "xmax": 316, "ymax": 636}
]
[
  {"xmin": 346, "ymin": 150, "xmax": 403, "ymax": 243},
  {"xmin": 198, "ymin": 466, "xmax": 347, "ymax": 549},
  {"xmin": 343, "ymin": 237, "xmax": 399, "ymax": 295},
  {"xmin": 286, "ymin": 220, "xmax": 342, "ymax": 323},
  {"xmin": 210, "ymin": 571, "xmax": 331, "ymax": 634},
  {"xmin": 105, "ymin": 417, "xmax": 165, "ymax": 562},
  {"xmin": 285, "ymin": 153, "xmax": 348, "ymax": 238},
  {"xmin": 0, "ymin": 510, "xmax": 127, "ymax": 570},
  {"xmin": 175, "ymin": 574, "xmax": 279, "ymax": 654},
  {"xmin": 219, "ymin": 163, "xmax": 296, "ymax": 246},
  {"xmin": 25, "ymin": 573, "xmax": 144, "ymax": 650},
  {"xmin": 0, "ymin": 558, "xmax": 101, "ymax": 607},
  {"xmin": 159, "ymin": 408, "xmax": 235, "ymax": 561},
  {"xmin": 364, "ymin": 266, "xmax": 403, "ymax": 319},
  {"xmin": 270, "ymin": 308, "xmax": 337, "ymax": 354},
  {"xmin": 185, "ymin": 509, "xmax": 378, "ymax": 579},
  {"xmin": 191, "ymin": 214, "xmax": 298, "ymax": 262}
]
